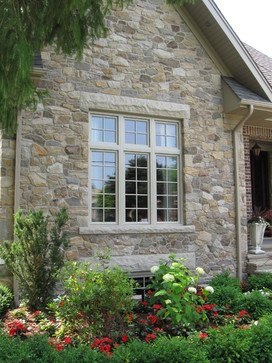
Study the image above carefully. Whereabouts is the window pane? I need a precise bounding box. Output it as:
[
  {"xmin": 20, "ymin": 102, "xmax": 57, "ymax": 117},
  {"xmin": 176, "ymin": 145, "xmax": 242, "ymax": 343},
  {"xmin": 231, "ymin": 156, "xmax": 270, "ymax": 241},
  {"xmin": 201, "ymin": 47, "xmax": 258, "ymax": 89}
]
[
  {"xmin": 92, "ymin": 115, "xmax": 116, "ymax": 143},
  {"xmin": 156, "ymin": 136, "xmax": 165, "ymax": 147},
  {"xmin": 91, "ymin": 151, "xmax": 116, "ymax": 222},
  {"xmin": 125, "ymin": 153, "xmax": 149, "ymax": 223},
  {"xmin": 105, "ymin": 118, "xmax": 116, "ymax": 130},
  {"xmin": 92, "ymin": 116, "xmax": 103, "ymax": 129},
  {"xmin": 105, "ymin": 131, "xmax": 116, "ymax": 143},
  {"xmin": 156, "ymin": 122, "xmax": 178, "ymax": 147},
  {"xmin": 156, "ymin": 155, "xmax": 178, "ymax": 222},
  {"xmin": 105, "ymin": 210, "xmax": 116, "ymax": 222},
  {"xmin": 125, "ymin": 133, "xmax": 136, "ymax": 144},
  {"xmin": 125, "ymin": 119, "xmax": 148, "ymax": 146},
  {"xmin": 92, "ymin": 180, "xmax": 103, "ymax": 191},
  {"xmin": 137, "ymin": 134, "xmax": 147, "ymax": 145},
  {"xmin": 166, "ymin": 136, "xmax": 176, "ymax": 147}
]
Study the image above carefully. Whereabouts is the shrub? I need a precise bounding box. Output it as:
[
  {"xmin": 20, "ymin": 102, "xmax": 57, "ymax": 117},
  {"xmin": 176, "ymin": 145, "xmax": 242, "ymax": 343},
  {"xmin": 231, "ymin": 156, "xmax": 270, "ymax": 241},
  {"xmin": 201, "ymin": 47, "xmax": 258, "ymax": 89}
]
[
  {"xmin": 0, "ymin": 284, "xmax": 13, "ymax": 316},
  {"xmin": 242, "ymin": 272, "xmax": 272, "ymax": 292},
  {"xmin": 234, "ymin": 290, "xmax": 272, "ymax": 320},
  {"xmin": 202, "ymin": 325, "xmax": 257, "ymax": 363},
  {"xmin": 48, "ymin": 255, "xmax": 137, "ymax": 342},
  {"xmin": 111, "ymin": 336, "xmax": 210, "ymax": 363},
  {"xmin": 205, "ymin": 285, "xmax": 242, "ymax": 310},
  {"xmin": 209, "ymin": 271, "xmax": 241, "ymax": 290},
  {"xmin": 146, "ymin": 254, "xmax": 214, "ymax": 328},
  {"xmin": 0, "ymin": 208, "xmax": 69, "ymax": 310},
  {"xmin": 249, "ymin": 315, "xmax": 272, "ymax": 362}
]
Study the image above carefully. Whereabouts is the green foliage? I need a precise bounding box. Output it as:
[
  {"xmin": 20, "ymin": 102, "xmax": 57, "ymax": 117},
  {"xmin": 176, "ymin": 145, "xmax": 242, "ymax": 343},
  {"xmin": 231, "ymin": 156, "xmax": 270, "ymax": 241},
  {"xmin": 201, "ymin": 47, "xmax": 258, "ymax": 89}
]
[
  {"xmin": 209, "ymin": 271, "xmax": 242, "ymax": 290},
  {"xmin": 234, "ymin": 290, "xmax": 272, "ymax": 320},
  {"xmin": 111, "ymin": 336, "xmax": 209, "ymax": 363},
  {"xmin": 48, "ymin": 255, "xmax": 137, "ymax": 342},
  {"xmin": 1, "ymin": 0, "xmax": 195, "ymax": 134},
  {"xmin": 203, "ymin": 325, "xmax": 257, "ymax": 363},
  {"xmin": 243, "ymin": 272, "xmax": 272, "ymax": 292},
  {"xmin": 147, "ymin": 254, "xmax": 213, "ymax": 328},
  {"xmin": 0, "ymin": 284, "xmax": 13, "ymax": 316},
  {"xmin": 249, "ymin": 315, "xmax": 272, "ymax": 362},
  {"xmin": 0, "ymin": 208, "xmax": 69, "ymax": 310}
]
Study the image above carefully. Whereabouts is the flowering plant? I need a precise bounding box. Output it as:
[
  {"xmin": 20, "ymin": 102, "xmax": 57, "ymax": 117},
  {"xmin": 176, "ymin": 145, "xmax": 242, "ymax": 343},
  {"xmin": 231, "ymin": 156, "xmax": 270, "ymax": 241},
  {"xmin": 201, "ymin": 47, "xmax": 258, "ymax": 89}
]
[
  {"xmin": 248, "ymin": 206, "xmax": 270, "ymax": 226},
  {"xmin": 147, "ymin": 254, "xmax": 214, "ymax": 328}
]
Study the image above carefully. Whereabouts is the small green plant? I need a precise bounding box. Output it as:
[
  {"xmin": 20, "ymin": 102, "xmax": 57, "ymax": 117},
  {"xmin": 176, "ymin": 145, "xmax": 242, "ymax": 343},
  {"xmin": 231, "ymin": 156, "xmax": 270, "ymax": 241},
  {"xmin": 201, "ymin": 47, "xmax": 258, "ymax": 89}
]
[
  {"xmin": 147, "ymin": 254, "xmax": 214, "ymax": 328},
  {"xmin": 0, "ymin": 208, "xmax": 69, "ymax": 310},
  {"xmin": 243, "ymin": 272, "xmax": 272, "ymax": 292},
  {"xmin": 48, "ymin": 252, "xmax": 137, "ymax": 342},
  {"xmin": 0, "ymin": 284, "xmax": 13, "ymax": 316}
]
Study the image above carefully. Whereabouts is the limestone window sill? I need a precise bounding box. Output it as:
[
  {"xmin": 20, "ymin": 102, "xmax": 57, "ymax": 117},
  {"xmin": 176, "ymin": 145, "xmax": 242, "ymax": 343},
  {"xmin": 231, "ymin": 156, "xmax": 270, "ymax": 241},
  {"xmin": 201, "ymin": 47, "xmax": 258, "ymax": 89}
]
[{"xmin": 79, "ymin": 224, "xmax": 195, "ymax": 235}]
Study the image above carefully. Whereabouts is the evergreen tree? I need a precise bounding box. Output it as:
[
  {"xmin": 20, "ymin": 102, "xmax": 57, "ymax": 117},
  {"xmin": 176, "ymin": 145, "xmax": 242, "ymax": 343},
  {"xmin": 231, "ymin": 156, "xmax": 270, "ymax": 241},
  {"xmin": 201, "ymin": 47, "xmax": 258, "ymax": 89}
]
[{"xmin": 0, "ymin": 0, "xmax": 194, "ymax": 134}]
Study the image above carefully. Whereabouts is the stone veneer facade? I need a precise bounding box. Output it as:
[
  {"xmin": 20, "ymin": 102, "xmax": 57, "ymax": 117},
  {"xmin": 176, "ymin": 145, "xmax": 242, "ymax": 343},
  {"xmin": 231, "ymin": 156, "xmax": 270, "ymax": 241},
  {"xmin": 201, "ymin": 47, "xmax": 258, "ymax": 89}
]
[{"xmin": 1, "ymin": 0, "xmax": 250, "ymax": 283}]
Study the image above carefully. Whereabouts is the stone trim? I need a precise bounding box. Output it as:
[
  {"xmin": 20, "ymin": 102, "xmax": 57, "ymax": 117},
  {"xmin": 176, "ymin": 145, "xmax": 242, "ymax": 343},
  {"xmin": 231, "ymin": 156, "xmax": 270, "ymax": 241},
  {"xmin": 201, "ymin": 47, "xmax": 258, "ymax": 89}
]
[
  {"xmin": 79, "ymin": 252, "xmax": 196, "ymax": 273},
  {"xmin": 81, "ymin": 92, "xmax": 190, "ymax": 120},
  {"xmin": 79, "ymin": 224, "xmax": 195, "ymax": 235}
]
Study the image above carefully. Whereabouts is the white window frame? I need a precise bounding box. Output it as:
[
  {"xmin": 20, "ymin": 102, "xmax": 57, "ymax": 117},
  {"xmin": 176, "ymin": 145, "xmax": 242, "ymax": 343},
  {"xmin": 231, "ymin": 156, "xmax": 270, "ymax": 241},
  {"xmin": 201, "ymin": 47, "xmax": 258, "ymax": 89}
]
[{"xmin": 89, "ymin": 113, "xmax": 182, "ymax": 227}]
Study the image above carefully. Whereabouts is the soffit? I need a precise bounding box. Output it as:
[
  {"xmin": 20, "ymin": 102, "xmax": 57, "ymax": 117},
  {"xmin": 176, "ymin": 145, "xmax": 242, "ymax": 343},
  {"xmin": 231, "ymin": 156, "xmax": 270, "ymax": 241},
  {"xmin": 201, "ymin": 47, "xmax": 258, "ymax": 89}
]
[{"xmin": 181, "ymin": 0, "xmax": 272, "ymax": 101}]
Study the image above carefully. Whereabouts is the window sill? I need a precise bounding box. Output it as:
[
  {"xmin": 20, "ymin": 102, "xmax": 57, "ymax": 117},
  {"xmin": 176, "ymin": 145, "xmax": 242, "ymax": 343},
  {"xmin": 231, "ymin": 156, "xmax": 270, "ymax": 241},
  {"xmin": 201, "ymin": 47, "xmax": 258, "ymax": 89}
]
[{"xmin": 79, "ymin": 224, "xmax": 195, "ymax": 235}]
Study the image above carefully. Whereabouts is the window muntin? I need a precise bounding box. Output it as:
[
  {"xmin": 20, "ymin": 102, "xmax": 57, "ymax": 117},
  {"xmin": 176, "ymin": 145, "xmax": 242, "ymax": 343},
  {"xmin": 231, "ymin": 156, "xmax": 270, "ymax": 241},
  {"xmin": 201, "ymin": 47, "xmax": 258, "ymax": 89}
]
[
  {"xmin": 125, "ymin": 153, "xmax": 148, "ymax": 222},
  {"xmin": 125, "ymin": 119, "xmax": 148, "ymax": 145},
  {"xmin": 91, "ymin": 115, "xmax": 117, "ymax": 143},
  {"xmin": 91, "ymin": 151, "xmax": 116, "ymax": 222},
  {"xmin": 156, "ymin": 156, "xmax": 178, "ymax": 222},
  {"xmin": 90, "ymin": 114, "xmax": 181, "ymax": 225},
  {"xmin": 156, "ymin": 122, "xmax": 177, "ymax": 147}
]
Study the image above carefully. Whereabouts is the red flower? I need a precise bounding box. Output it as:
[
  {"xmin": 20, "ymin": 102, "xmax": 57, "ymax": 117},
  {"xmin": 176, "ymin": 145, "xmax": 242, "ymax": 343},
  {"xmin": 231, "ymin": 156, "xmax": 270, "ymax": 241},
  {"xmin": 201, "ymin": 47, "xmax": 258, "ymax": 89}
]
[
  {"xmin": 121, "ymin": 335, "xmax": 129, "ymax": 343},
  {"xmin": 33, "ymin": 310, "xmax": 41, "ymax": 316},
  {"xmin": 198, "ymin": 333, "xmax": 208, "ymax": 339},
  {"xmin": 147, "ymin": 290, "xmax": 154, "ymax": 296},
  {"xmin": 145, "ymin": 333, "xmax": 157, "ymax": 342},
  {"xmin": 54, "ymin": 343, "xmax": 64, "ymax": 351},
  {"xmin": 152, "ymin": 304, "xmax": 162, "ymax": 311},
  {"xmin": 147, "ymin": 314, "xmax": 158, "ymax": 324},
  {"xmin": 58, "ymin": 300, "xmax": 65, "ymax": 308},
  {"xmin": 64, "ymin": 336, "xmax": 72, "ymax": 344},
  {"xmin": 101, "ymin": 337, "xmax": 112, "ymax": 344},
  {"xmin": 239, "ymin": 310, "xmax": 250, "ymax": 318}
]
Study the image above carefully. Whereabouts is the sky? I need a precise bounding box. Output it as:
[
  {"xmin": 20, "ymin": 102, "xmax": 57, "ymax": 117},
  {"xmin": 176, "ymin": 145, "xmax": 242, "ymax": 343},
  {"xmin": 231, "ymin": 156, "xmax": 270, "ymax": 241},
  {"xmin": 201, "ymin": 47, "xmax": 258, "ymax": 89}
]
[{"xmin": 214, "ymin": 0, "xmax": 272, "ymax": 58}]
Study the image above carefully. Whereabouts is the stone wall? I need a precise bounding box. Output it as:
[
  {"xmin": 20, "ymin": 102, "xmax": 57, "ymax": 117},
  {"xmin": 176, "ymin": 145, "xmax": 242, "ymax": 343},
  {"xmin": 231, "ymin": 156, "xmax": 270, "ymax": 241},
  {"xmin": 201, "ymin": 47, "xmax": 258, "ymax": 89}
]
[
  {"xmin": 0, "ymin": 129, "xmax": 16, "ymax": 288},
  {"xmin": 19, "ymin": 0, "xmax": 246, "ymax": 279}
]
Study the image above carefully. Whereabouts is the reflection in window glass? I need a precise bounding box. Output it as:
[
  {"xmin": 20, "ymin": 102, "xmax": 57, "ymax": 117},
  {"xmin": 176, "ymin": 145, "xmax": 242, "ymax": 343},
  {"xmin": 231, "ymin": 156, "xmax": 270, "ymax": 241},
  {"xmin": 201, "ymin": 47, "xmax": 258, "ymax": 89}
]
[
  {"xmin": 156, "ymin": 155, "xmax": 178, "ymax": 222},
  {"xmin": 125, "ymin": 153, "xmax": 148, "ymax": 222},
  {"xmin": 90, "ymin": 114, "xmax": 181, "ymax": 225},
  {"xmin": 156, "ymin": 122, "xmax": 177, "ymax": 148},
  {"xmin": 92, "ymin": 116, "xmax": 116, "ymax": 143},
  {"xmin": 125, "ymin": 119, "xmax": 148, "ymax": 145},
  {"xmin": 91, "ymin": 151, "xmax": 116, "ymax": 222}
]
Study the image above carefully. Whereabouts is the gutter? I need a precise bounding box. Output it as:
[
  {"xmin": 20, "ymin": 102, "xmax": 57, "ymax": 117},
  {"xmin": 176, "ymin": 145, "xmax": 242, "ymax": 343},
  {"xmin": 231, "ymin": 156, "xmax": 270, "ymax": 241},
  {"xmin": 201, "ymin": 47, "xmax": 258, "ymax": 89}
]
[{"xmin": 233, "ymin": 104, "xmax": 254, "ymax": 280}]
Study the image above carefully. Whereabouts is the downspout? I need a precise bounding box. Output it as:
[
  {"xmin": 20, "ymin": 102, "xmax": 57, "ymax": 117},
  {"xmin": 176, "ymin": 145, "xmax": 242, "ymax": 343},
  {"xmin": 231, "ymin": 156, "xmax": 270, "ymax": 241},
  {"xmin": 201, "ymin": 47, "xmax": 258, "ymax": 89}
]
[
  {"xmin": 13, "ymin": 114, "xmax": 22, "ymax": 306},
  {"xmin": 233, "ymin": 104, "xmax": 254, "ymax": 280}
]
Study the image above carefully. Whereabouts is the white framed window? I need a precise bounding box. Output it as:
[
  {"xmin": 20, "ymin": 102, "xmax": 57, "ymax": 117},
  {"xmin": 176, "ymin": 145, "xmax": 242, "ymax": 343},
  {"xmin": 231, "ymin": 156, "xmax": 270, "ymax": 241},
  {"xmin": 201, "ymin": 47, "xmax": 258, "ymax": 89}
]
[{"xmin": 89, "ymin": 113, "xmax": 181, "ymax": 225}]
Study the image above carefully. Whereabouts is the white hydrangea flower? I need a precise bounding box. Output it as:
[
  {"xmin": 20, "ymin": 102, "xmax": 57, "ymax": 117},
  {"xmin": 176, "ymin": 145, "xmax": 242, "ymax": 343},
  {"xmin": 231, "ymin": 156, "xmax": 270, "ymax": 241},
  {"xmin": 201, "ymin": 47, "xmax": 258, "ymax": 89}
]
[
  {"xmin": 188, "ymin": 287, "xmax": 197, "ymax": 294},
  {"xmin": 165, "ymin": 299, "xmax": 172, "ymax": 305},
  {"xmin": 171, "ymin": 262, "xmax": 180, "ymax": 268},
  {"xmin": 196, "ymin": 267, "xmax": 205, "ymax": 275},
  {"xmin": 162, "ymin": 273, "xmax": 175, "ymax": 282},
  {"xmin": 150, "ymin": 265, "xmax": 159, "ymax": 274},
  {"xmin": 204, "ymin": 286, "xmax": 214, "ymax": 294}
]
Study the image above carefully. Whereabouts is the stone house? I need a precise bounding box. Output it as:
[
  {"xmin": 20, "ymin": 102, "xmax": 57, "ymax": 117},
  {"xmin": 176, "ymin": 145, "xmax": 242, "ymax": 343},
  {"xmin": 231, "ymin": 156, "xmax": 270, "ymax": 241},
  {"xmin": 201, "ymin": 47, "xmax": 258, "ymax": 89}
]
[{"xmin": 1, "ymin": 0, "xmax": 272, "ymax": 289}]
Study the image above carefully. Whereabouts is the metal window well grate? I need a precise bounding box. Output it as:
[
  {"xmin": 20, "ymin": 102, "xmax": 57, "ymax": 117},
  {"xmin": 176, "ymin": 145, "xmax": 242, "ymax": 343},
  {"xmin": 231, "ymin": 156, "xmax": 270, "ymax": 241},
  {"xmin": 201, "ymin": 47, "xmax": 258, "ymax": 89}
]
[{"xmin": 130, "ymin": 272, "xmax": 152, "ymax": 301}]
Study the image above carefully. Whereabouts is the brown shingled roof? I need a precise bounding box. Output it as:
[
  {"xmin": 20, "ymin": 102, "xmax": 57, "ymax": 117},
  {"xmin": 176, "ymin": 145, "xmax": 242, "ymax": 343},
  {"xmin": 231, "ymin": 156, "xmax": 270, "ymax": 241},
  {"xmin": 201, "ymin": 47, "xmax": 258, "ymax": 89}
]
[{"xmin": 244, "ymin": 43, "xmax": 272, "ymax": 88}]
